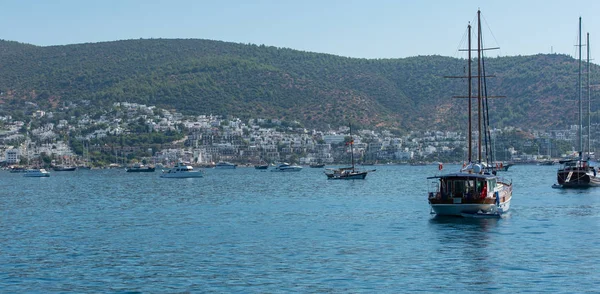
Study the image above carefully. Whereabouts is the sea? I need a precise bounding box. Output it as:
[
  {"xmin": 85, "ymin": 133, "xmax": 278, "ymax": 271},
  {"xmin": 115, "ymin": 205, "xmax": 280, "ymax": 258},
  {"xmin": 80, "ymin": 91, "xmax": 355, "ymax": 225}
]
[{"xmin": 1, "ymin": 164, "xmax": 599, "ymax": 293}]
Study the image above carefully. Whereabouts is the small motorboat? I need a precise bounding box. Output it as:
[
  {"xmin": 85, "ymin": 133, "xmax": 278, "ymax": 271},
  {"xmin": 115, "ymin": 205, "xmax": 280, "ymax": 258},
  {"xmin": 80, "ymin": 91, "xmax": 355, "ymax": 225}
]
[
  {"xmin": 271, "ymin": 163, "xmax": 302, "ymax": 172},
  {"xmin": 160, "ymin": 162, "xmax": 204, "ymax": 178}
]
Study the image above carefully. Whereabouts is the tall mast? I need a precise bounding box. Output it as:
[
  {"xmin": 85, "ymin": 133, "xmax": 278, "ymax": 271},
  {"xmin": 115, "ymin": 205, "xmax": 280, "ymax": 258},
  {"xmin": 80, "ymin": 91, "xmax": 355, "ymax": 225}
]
[
  {"xmin": 477, "ymin": 10, "xmax": 482, "ymax": 162},
  {"xmin": 349, "ymin": 124, "xmax": 355, "ymax": 171},
  {"xmin": 587, "ymin": 32, "xmax": 591, "ymax": 159},
  {"xmin": 468, "ymin": 23, "xmax": 472, "ymax": 163},
  {"xmin": 578, "ymin": 17, "xmax": 583, "ymax": 159}
]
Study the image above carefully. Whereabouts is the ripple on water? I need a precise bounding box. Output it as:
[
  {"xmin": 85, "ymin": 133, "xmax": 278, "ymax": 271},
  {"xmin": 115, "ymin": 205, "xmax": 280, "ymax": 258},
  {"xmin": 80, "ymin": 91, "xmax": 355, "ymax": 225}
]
[{"xmin": 1, "ymin": 165, "xmax": 600, "ymax": 292}]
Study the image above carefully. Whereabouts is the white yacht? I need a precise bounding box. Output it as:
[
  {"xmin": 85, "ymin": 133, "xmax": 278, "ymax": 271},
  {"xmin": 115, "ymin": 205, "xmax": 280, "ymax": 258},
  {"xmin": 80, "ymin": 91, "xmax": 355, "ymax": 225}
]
[
  {"xmin": 271, "ymin": 163, "xmax": 302, "ymax": 172},
  {"xmin": 23, "ymin": 168, "xmax": 50, "ymax": 177},
  {"xmin": 160, "ymin": 163, "xmax": 204, "ymax": 178},
  {"xmin": 215, "ymin": 161, "xmax": 237, "ymax": 169}
]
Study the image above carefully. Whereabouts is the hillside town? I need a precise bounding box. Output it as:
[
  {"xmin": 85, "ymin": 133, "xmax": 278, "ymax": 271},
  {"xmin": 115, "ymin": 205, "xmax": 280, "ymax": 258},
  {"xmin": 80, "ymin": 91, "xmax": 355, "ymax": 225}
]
[{"xmin": 0, "ymin": 102, "xmax": 595, "ymax": 168}]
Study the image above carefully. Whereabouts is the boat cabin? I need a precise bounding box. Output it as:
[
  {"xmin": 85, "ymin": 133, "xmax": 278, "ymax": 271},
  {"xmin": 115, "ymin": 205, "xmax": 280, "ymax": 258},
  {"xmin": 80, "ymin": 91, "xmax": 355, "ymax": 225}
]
[
  {"xmin": 560, "ymin": 159, "xmax": 595, "ymax": 170},
  {"xmin": 164, "ymin": 163, "xmax": 194, "ymax": 173},
  {"xmin": 428, "ymin": 173, "xmax": 496, "ymax": 201}
]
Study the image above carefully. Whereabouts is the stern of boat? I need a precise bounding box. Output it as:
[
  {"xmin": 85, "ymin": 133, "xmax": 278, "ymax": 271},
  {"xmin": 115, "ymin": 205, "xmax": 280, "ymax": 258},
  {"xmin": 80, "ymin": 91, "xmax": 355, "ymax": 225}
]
[{"xmin": 428, "ymin": 172, "xmax": 512, "ymax": 216}]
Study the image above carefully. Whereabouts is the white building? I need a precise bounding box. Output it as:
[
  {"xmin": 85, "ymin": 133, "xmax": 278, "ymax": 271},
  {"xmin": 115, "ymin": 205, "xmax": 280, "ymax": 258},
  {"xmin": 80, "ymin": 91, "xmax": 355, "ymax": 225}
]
[{"xmin": 5, "ymin": 148, "xmax": 20, "ymax": 164}]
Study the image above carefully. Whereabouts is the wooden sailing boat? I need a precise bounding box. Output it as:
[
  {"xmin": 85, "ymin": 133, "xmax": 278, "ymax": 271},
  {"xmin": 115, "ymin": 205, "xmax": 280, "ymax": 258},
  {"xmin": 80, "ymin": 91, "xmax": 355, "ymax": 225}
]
[
  {"xmin": 555, "ymin": 18, "xmax": 600, "ymax": 188},
  {"xmin": 427, "ymin": 10, "xmax": 513, "ymax": 217},
  {"xmin": 325, "ymin": 124, "xmax": 375, "ymax": 179},
  {"xmin": 254, "ymin": 158, "xmax": 269, "ymax": 170},
  {"xmin": 52, "ymin": 155, "xmax": 77, "ymax": 171}
]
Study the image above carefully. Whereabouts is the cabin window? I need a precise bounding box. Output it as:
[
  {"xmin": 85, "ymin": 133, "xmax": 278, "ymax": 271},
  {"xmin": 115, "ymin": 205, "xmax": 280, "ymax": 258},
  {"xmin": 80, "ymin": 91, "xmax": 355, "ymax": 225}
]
[
  {"xmin": 446, "ymin": 178, "xmax": 487, "ymax": 199},
  {"xmin": 448, "ymin": 179, "xmax": 469, "ymax": 198}
]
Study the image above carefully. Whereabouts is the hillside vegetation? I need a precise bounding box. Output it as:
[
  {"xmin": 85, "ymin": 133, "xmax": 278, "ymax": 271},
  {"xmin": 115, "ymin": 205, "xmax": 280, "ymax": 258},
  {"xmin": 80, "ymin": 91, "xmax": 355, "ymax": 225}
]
[{"xmin": 0, "ymin": 38, "xmax": 597, "ymax": 131}]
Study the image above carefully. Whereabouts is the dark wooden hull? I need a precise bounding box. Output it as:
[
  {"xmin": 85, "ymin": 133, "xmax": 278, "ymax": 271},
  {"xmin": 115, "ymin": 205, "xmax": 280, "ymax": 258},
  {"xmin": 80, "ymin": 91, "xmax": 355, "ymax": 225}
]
[
  {"xmin": 53, "ymin": 166, "xmax": 77, "ymax": 171},
  {"xmin": 326, "ymin": 171, "xmax": 368, "ymax": 180},
  {"xmin": 126, "ymin": 167, "xmax": 156, "ymax": 172},
  {"xmin": 557, "ymin": 168, "xmax": 600, "ymax": 188}
]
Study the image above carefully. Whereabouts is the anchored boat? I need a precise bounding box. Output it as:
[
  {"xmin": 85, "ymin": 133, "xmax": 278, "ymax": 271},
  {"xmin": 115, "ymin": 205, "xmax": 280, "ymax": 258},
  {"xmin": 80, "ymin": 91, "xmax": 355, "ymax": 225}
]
[
  {"xmin": 555, "ymin": 18, "xmax": 600, "ymax": 188},
  {"xmin": 24, "ymin": 168, "xmax": 51, "ymax": 177},
  {"xmin": 271, "ymin": 163, "xmax": 302, "ymax": 172},
  {"xmin": 325, "ymin": 124, "xmax": 374, "ymax": 180},
  {"xmin": 427, "ymin": 10, "xmax": 512, "ymax": 217},
  {"xmin": 160, "ymin": 162, "xmax": 204, "ymax": 178}
]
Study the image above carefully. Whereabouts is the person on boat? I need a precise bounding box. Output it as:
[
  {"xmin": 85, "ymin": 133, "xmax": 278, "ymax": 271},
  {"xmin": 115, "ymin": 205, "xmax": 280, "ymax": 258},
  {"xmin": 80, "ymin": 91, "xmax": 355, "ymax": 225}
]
[{"xmin": 480, "ymin": 182, "xmax": 487, "ymax": 199}]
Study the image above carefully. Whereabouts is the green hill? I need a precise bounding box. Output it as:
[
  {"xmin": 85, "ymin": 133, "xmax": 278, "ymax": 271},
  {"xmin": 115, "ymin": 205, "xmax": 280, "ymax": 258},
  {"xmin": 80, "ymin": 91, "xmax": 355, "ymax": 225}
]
[{"xmin": 0, "ymin": 38, "xmax": 596, "ymax": 131}]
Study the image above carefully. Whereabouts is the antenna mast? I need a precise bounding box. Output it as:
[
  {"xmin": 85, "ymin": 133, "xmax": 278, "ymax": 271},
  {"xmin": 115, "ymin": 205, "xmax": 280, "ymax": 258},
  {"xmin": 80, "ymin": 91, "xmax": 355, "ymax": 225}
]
[
  {"xmin": 587, "ymin": 32, "xmax": 591, "ymax": 159},
  {"xmin": 477, "ymin": 10, "xmax": 483, "ymax": 162},
  {"xmin": 578, "ymin": 17, "xmax": 583, "ymax": 159}
]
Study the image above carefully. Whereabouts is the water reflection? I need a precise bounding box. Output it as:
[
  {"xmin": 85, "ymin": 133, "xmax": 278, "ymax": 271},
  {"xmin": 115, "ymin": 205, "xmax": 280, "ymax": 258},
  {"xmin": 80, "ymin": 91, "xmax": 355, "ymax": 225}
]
[
  {"xmin": 427, "ymin": 216, "xmax": 501, "ymax": 289},
  {"xmin": 429, "ymin": 215, "xmax": 500, "ymax": 229}
]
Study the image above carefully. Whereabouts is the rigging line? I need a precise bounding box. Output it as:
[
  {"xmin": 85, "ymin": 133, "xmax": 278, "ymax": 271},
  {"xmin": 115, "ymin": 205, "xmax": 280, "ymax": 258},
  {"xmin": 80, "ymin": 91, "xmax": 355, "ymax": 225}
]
[
  {"xmin": 480, "ymin": 14, "xmax": 502, "ymax": 56},
  {"xmin": 481, "ymin": 43, "xmax": 494, "ymax": 165},
  {"xmin": 483, "ymin": 53, "xmax": 493, "ymax": 160},
  {"xmin": 454, "ymin": 26, "xmax": 470, "ymax": 59},
  {"xmin": 482, "ymin": 79, "xmax": 490, "ymax": 164},
  {"xmin": 483, "ymin": 85, "xmax": 493, "ymax": 164},
  {"xmin": 479, "ymin": 31, "xmax": 490, "ymax": 164},
  {"xmin": 571, "ymin": 20, "xmax": 582, "ymax": 59}
]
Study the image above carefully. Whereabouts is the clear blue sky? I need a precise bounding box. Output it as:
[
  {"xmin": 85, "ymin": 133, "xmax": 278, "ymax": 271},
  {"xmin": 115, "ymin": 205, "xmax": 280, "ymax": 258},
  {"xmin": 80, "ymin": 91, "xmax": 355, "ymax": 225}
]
[{"xmin": 2, "ymin": 0, "xmax": 599, "ymax": 59}]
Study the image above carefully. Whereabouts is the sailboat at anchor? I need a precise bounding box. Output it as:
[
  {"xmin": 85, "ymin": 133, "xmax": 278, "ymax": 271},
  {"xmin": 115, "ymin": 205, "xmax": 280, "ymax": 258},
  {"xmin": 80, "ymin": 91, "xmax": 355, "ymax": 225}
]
[
  {"xmin": 555, "ymin": 17, "xmax": 600, "ymax": 188},
  {"xmin": 427, "ymin": 10, "xmax": 513, "ymax": 217},
  {"xmin": 325, "ymin": 124, "xmax": 375, "ymax": 180}
]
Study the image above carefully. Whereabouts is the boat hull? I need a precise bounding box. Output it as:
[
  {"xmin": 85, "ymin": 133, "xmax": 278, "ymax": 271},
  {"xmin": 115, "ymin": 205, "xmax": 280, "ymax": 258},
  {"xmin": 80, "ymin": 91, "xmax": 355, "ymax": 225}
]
[
  {"xmin": 557, "ymin": 169, "xmax": 600, "ymax": 188},
  {"xmin": 126, "ymin": 167, "xmax": 156, "ymax": 172},
  {"xmin": 24, "ymin": 169, "xmax": 51, "ymax": 177},
  {"xmin": 271, "ymin": 167, "xmax": 302, "ymax": 172},
  {"xmin": 53, "ymin": 166, "xmax": 77, "ymax": 171},
  {"xmin": 431, "ymin": 198, "xmax": 510, "ymax": 216},
  {"xmin": 160, "ymin": 172, "xmax": 203, "ymax": 178},
  {"xmin": 215, "ymin": 162, "xmax": 237, "ymax": 169},
  {"xmin": 326, "ymin": 171, "xmax": 368, "ymax": 180}
]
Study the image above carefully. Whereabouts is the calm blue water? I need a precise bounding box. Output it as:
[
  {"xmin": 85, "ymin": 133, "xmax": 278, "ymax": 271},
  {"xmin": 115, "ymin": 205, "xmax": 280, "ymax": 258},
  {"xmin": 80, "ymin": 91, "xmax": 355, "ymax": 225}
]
[{"xmin": 1, "ymin": 165, "xmax": 599, "ymax": 293}]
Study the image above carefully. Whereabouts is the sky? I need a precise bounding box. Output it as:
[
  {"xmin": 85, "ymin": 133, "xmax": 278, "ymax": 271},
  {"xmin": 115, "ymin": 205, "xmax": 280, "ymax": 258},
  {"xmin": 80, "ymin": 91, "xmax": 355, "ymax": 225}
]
[{"xmin": 2, "ymin": 0, "xmax": 600, "ymax": 60}]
